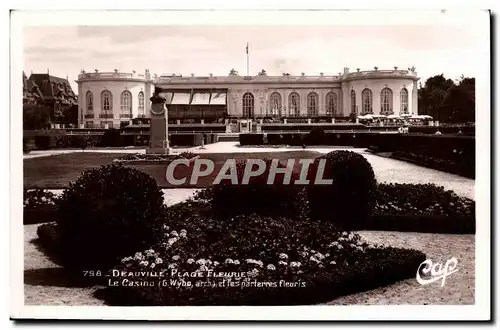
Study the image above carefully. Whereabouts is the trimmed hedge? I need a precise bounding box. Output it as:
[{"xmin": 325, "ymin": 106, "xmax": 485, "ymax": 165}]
[
  {"xmin": 239, "ymin": 133, "xmax": 264, "ymax": 146},
  {"xmin": 99, "ymin": 129, "xmax": 122, "ymax": 147},
  {"xmin": 34, "ymin": 136, "xmax": 56, "ymax": 150},
  {"xmin": 170, "ymin": 133, "xmax": 204, "ymax": 147},
  {"xmin": 307, "ymin": 150, "xmax": 377, "ymax": 229},
  {"xmin": 366, "ymin": 215, "xmax": 474, "ymax": 234}
]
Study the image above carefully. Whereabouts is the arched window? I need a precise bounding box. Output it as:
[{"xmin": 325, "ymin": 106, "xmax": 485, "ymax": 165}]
[
  {"xmin": 269, "ymin": 92, "xmax": 282, "ymax": 116},
  {"xmin": 242, "ymin": 92, "xmax": 254, "ymax": 118},
  {"xmin": 361, "ymin": 88, "xmax": 373, "ymax": 114},
  {"xmin": 86, "ymin": 91, "xmax": 93, "ymax": 112},
  {"xmin": 350, "ymin": 90, "xmax": 357, "ymax": 114},
  {"xmin": 101, "ymin": 90, "xmax": 112, "ymax": 113},
  {"xmin": 288, "ymin": 92, "xmax": 300, "ymax": 117},
  {"xmin": 120, "ymin": 90, "xmax": 132, "ymax": 117},
  {"xmin": 400, "ymin": 88, "xmax": 409, "ymax": 114},
  {"xmin": 380, "ymin": 88, "xmax": 393, "ymax": 114},
  {"xmin": 326, "ymin": 92, "xmax": 338, "ymax": 116},
  {"xmin": 307, "ymin": 92, "xmax": 319, "ymax": 116},
  {"xmin": 138, "ymin": 91, "xmax": 145, "ymax": 116}
]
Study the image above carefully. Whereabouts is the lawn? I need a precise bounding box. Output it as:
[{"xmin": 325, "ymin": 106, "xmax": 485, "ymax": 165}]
[{"xmin": 24, "ymin": 151, "xmax": 323, "ymax": 189}]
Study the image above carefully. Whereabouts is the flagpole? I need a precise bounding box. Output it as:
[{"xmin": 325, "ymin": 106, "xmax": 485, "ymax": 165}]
[{"xmin": 246, "ymin": 42, "xmax": 249, "ymax": 76}]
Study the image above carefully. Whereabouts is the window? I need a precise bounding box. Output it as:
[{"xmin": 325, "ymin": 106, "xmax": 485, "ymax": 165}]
[
  {"xmin": 138, "ymin": 91, "xmax": 145, "ymax": 116},
  {"xmin": 101, "ymin": 90, "xmax": 112, "ymax": 113},
  {"xmin": 269, "ymin": 92, "xmax": 282, "ymax": 116},
  {"xmin": 350, "ymin": 90, "xmax": 357, "ymax": 114},
  {"xmin": 400, "ymin": 88, "xmax": 408, "ymax": 114},
  {"xmin": 288, "ymin": 92, "xmax": 300, "ymax": 117},
  {"xmin": 361, "ymin": 88, "xmax": 373, "ymax": 114},
  {"xmin": 242, "ymin": 92, "xmax": 254, "ymax": 118},
  {"xmin": 120, "ymin": 90, "xmax": 132, "ymax": 117},
  {"xmin": 85, "ymin": 121, "xmax": 94, "ymax": 128},
  {"xmin": 326, "ymin": 92, "xmax": 338, "ymax": 116},
  {"xmin": 307, "ymin": 92, "xmax": 319, "ymax": 116},
  {"xmin": 100, "ymin": 121, "xmax": 113, "ymax": 128},
  {"xmin": 381, "ymin": 88, "xmax": 393, "ymax": 114},
  {"xmin": 86, "ymin": 91, "xmax": 93, "ymax": 112}
]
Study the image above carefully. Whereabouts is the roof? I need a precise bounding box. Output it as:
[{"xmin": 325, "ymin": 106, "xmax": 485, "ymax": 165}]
[{"xmin": 28, "ymin": 73, "xmax": 77, "ymax": 104}]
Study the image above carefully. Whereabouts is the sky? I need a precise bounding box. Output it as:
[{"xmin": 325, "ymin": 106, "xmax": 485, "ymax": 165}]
[{"xmin": 23, "ymin": 24, "xmax": 484, "ymax": 95}]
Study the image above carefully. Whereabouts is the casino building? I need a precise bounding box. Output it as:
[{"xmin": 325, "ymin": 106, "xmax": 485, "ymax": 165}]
[{"xmin": 76, "ymin": 67, "xmax": 419, "ymax": 128}]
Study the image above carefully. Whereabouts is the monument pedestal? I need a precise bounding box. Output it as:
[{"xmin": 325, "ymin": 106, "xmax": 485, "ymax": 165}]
[{"xmin": 147, "ymin": 89, "xmax": 171, "ymax": 155}]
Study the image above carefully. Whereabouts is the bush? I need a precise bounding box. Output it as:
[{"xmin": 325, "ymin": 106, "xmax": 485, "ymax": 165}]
[
  {"xmin": 99, "ymin": 202, "xmax": 426, "ymax": 306},
  {"xmin": 36, "ymin": 222, "xmax": 61, "ymax": 255},
  {"xmin": 34, "ymin": 135, "xmax": 55, "ymax": 150},
  {"xmin": 210, "ymin": 159, "xmax": 303, "ymax": 219},
  {"xmin": 305, "ymin": 128, "xmax": 326, "ymax": 145},
  {"xmin": 307, "ymin": 151, "xmax": 377, "ymax": 229},
  {"xmin": 55, "ymin": 164, "xmax": 165, "ymax": 271},
  {"xmin": 239, "ymin": 134, "xmax": 264, "ymax": 146},
  {"xmin": 100, "ymin": 129, "xmax": 122, "ymax": 147}
]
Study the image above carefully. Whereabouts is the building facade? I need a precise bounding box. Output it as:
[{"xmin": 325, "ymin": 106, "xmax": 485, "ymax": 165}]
[
  {"xmin": 76, "ymin": 67, "xmax": 419, "ymax": 128},
  {"xmin": 76, "ymin": 69, "xmax": 155, "ymax": 128}
]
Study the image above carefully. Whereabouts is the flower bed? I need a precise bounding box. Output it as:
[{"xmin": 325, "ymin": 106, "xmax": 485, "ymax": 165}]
[
  {"xmin": 98, "ymin": 201, "xmax": 426, "ymax": 306},
  {"xmin": 113, "ymin": 152, "xmax": 199, "ymax": 165},
  {"xmin": 373, "ymin": 183, "xmax": 475, "ymax": 217},
  {"xmin": 24, "ymin": 189, "xmax": 58, "ymax": 209},
  {"xmin": 23, "ymin": 189, "xmax": 58, "ymax": 224}
]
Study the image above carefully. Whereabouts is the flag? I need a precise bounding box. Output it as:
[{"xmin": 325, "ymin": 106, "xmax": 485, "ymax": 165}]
[{"xmin": 246, "ymin": 42, "xmax": 249, "ymax": 54}]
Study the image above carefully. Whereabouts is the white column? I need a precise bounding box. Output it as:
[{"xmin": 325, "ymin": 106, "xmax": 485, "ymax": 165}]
[
  {"xmin": 412, "ymin": 80, "xmax": 418, "ymax": 115},
  {"xmin": 355, "ymin": 88, "xmax": 362, "ymax": 115},
  {"xmin": 300, "ymin": 89, "xmax": 307, "ymax": 116},
  {"xmin": 77, "ymin": 83, "xmax": 83, "ymax": 126},
  {"xmin": 407, "ymin": 85, "xmax": 413, "ymax": 115},
  {"xmin": 373, "ymin": 88, "xmax": 381, "ymax": 115},
  {"xmin": 394, "ymin": 86, "xmax": 401, "ymax": 115}
]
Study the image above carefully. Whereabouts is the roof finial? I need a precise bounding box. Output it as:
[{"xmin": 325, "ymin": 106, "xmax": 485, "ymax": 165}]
[{"xmin": 47, "ymin": 68, "xmax": 49, "ymax": 74}]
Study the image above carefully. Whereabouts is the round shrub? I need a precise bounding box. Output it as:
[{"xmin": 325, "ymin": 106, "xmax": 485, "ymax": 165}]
[
  {"xmin": 210, "ymin": 159, "xmax": 302, "ymax": 219},
  {"xmin": 56, "ymin": 164, "xmax": 165, "ymax": 271},
  {"xmin": 306, "ymin": 150, "xmax": 377, "ymax": 229}
]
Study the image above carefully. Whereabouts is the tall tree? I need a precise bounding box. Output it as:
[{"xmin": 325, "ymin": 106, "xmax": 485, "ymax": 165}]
[
  {"xmin": 440, "ymin": 77, "xmax": 475, "ymax": 123},
  {"xmin": 418, "ymin": 74, "xmax": 455, "ymax": 120},
  {"xmin": 23, "ymin": 104, "xmax": 53, "ymax": 130}
]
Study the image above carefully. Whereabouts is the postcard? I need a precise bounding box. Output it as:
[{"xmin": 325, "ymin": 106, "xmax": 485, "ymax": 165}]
[{"xmin": 10, "ymin": 9, "xmax": 491, "ymax": 321}]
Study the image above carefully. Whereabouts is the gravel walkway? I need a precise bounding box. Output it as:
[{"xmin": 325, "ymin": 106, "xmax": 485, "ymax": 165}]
[
  {"xmin": 24, "ymin": 224, "xmax": 105, "ymax": 306},
  {"xmin": 327, "ymin": 231, "xmax": 475, "ymax": 305}
]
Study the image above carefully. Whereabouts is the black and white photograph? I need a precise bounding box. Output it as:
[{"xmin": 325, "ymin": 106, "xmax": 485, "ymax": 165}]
[{"xmin": 9, "ymin": 9, "xmax": 491, "ymax": 321}]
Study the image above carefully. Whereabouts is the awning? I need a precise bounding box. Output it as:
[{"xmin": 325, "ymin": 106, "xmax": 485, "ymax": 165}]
[
  {"xmin": 171, "ymin": 93, "xmax": 191, "ymax": 105},
  {"xmin": 210, "ymin": 93, "xmax": 226, "ymax": 105},
  {"xmin": 191, "ymin": 93, "xmax": 211, "ymax": 105},
  {"xmin": 160, "ymin": 92, "xmax": 174, "ymax": 104}
]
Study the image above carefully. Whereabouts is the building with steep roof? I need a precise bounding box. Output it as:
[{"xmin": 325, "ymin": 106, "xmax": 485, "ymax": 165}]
[
  {"xmin": 22, "ymin": 71, "xmax": 43, "ymax": 105},
  {"xmin": 27, "ymin": 73, "xmax": 78, "ymax": 120}
]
